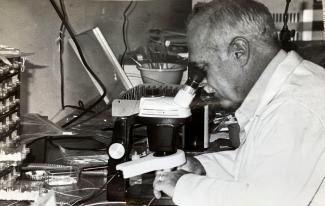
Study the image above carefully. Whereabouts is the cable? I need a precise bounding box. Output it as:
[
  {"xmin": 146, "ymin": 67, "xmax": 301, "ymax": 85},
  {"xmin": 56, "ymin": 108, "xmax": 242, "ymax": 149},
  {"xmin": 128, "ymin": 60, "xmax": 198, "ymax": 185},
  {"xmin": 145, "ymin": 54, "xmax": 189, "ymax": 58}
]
[
  {"xmin": 58, "ymin": 0, "xmax": 86, "ymax": 111},
  {"xmin": 83, "ymin": 201, "xmax": 126, "ymax": 206},
  {"xmin": 308, "ymin": 175, "xmax": 325, "ymax": 205},
  {"xmin": 59, "ymin": 0, "xmax": 67, "ymax": 110},
  {"xmin": 78, "ymin": 164, "xmax": 108, "ymax": 176},
  {"xmin": 65, "ymin": 101, "xmax": 95, "ymax": 113},
  {"xmin": 81, "ymin": 164, "xmax": 108, "ymax": 172},
  {"xmin": 58, "ymin": 0, "xmax": 90, "ymax": 114},
  {"xmin": 56, "ymin": 202, "xmax": 73, "ymax": 206},
  {"xmin": 120, "ymin": 0, "xmax": 134, "ymax": 67},
  {"xmin": 5, "ymin": 201, "xmax": 21, "ymax": 206},
  {"xmin": 49, "ymin": 0, "xmax": 107, "ymax": 129},
  {"xmin": 120, "ymin": 0, "xmax": 135, "ymax": 69},
  {"xmin": 63, "ymin": 188, "xmax": 101, "ymax": 193},
  {"xmin": 70, "ymin": 174, "xmax": 116, "ymax": 206},
  {"xmin": 279, "ymin": 0, "xmax": 295, "ymax": 51},
  {"xmin": 147, "ymin": 197, "xmax": 156, "ymax": 206},
  {"xmin": 54, "ymin": 191, "xmax": 82, "ymax": 199}
]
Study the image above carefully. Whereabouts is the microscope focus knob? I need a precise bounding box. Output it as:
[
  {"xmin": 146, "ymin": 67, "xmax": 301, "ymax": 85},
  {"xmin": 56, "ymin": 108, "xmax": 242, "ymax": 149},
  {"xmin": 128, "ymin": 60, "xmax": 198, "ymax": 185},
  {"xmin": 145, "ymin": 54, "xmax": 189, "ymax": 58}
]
[{"xmin": 108, "ymin": 143, "xmax": 125, "ymax": 159}]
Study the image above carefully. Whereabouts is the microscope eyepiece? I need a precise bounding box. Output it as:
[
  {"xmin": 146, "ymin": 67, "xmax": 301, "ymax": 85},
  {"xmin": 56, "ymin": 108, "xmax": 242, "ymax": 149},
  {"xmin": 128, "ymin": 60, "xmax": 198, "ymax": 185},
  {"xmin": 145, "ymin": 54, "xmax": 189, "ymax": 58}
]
[
  {"xmin": 186, "ymin": 62, "xmax": 206, "ymax": 89},
  {"xmin": 174, "ymin": 62, "xmax": 206, "ymax": 108}
]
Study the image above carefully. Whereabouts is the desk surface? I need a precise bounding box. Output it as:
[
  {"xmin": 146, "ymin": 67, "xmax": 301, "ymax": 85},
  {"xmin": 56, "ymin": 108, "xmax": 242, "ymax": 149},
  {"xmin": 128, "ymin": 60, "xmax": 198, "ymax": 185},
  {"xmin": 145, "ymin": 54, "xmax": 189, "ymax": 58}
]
[
  {"xmin": 53, "ymin": 173, "xmax": 174, "ymax": 206},
  {"xmin": 15, "ymin": 110, "xmax": 230, "ymax": 206}
]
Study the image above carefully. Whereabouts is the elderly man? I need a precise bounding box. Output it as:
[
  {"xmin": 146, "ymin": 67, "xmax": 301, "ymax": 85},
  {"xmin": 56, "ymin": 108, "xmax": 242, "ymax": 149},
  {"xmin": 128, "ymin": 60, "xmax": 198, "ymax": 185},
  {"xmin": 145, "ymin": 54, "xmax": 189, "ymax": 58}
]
[{"xmin": 153, "ymin": 0, "xmax": 325, "ymax": 205}]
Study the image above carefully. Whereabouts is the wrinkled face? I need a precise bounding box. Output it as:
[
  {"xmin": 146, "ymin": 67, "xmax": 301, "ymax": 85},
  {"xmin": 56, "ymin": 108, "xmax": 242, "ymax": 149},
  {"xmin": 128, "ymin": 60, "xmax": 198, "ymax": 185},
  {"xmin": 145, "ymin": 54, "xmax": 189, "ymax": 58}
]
[{"xmin": 188, "ymin": 26, "xmax": 248, "ymax": 108}]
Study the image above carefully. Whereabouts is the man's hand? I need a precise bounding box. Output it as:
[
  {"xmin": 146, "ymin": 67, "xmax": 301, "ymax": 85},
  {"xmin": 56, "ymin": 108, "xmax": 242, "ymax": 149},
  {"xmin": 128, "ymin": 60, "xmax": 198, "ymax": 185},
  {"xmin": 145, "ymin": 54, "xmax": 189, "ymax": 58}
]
[
  {"xmin": 153, "ymin": 156, "xmax": 206, "ymax": 199},
  {"xmin": 179, "ymin": 156, "xmax": 206, "ymax": 175},
  {"xmin": 153, "ymin": 169, "xmax": 189, "ymax": 199}
]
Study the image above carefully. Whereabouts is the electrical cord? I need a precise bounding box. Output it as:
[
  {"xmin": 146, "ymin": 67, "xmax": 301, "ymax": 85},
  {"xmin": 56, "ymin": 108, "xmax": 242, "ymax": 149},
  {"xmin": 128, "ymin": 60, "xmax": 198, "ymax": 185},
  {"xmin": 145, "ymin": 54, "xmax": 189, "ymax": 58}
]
[
  {"xmin": 279, "ymin": 0, "xmax": 295, "ymax": 51},
  {"xmin": 308, "ymin": 174, "xmax": 325, "ymax": 205},
  {"xmin": 120, "ymin": 0, "xmax": 135, "ymax": 69},
  {"xmin": 62, "ymin": 188, "xmax": 102, "ymax": 193},
  {"xmin": 83, "ymin": 201, "xmax": 126, "ymax": 206},
  {"xmin": 59, "ymin": 0, "xmax": 67, "ymax": 110},
  {"xmin": 56, "ymin": 202, "xmax": 73, "ymax": 206},
  {"xmin": 49, "ymin": 0, "xmax": 107, "ymax": 129},
  {"xmin": 78, "ymin": 164, "xmax": 108, "ymax": 178},
  {"xmin": 5, "ymin": 201, "xmax": 21, "ymax": 206},
  {"xmin": 58, "ymin": 1, "xmax": 90, "ymax": 113},
  {"xmin": 70, "ymin": 174, "xmax": 116, "ymax": 206},
  {"xmin": 80, "ymin": 164, "xmax": 108, "ymax": 172},
  {"xmin": 55, "ymin": 191, "xmax": 82, "ymax": 199},
  {"xmin": 147, "ymin": 197, "xmax": 156, "ymax": 206}
]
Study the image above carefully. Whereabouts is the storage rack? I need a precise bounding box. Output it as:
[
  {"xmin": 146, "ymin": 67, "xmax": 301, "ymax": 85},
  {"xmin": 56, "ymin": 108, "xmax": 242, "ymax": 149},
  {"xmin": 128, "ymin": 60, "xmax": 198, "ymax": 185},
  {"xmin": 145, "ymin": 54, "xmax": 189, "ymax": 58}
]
[{"xmin": 0, "ymin": 53, "xmax": 30, "ymax": 200}]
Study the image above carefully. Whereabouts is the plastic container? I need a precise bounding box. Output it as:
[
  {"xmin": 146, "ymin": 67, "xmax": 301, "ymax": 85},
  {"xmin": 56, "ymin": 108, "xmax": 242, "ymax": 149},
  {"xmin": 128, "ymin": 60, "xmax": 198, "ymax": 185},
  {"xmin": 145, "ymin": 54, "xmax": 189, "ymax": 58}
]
[
  {"xmin": 45, "ymin": 169, "xmax": 78, "ymax": 186},
  {"xmin": 137, "ymin": 63, "xmax": 186, "ymax": 85}
]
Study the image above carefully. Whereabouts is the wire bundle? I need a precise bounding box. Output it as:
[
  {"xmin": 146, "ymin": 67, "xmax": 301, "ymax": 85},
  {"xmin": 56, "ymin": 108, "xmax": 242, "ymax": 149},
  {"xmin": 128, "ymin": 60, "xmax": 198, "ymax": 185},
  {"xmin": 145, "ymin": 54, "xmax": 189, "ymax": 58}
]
[{"xmin": 49, "ymin": 0, "xmax": 107, "ymax": 129}]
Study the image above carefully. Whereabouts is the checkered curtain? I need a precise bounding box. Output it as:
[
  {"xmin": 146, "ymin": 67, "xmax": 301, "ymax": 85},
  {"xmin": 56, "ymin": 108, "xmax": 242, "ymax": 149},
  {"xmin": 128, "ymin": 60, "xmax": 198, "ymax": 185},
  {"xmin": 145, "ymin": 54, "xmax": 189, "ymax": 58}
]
[{"xmin": 323, "ymin": 0, "xmax": 325, "ymax": 31}]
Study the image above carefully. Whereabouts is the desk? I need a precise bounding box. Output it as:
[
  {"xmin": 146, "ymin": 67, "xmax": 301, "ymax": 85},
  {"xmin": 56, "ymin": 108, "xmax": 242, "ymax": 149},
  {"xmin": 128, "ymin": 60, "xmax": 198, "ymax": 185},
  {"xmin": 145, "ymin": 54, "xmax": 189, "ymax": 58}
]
[
  {"xmin": 52, "ymin": 173, "xmax": 174, "ymax": 205},
  {"xmin": 16, "ymin": 113, "xmax": 177, "ymax": 205},
  {"xmin": 17, "ymin": 109, "xmax": 231, "ymax": 206}
]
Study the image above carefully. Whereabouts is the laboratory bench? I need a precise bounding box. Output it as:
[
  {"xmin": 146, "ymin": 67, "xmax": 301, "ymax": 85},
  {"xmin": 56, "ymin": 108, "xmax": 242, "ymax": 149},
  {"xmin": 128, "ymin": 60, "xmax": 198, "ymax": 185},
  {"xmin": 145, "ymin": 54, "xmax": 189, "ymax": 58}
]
[
  {"xmin": 5, "ymin": 98, "xmax": 233, "ymax": 206},
  {"xmin": 14, "ymin": 111, "xmax": 178, "ymax": 206}
]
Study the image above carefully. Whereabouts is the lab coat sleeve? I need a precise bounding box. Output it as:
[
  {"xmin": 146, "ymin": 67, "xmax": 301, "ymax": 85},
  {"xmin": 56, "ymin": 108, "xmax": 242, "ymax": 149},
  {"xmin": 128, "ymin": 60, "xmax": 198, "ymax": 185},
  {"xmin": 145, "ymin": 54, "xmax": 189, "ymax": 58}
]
[
  {"xmin": 173, "ymin": 99, "xmax": 325, "ymax": 206},
  {"xmin": 194, "ymin": 150, "xmax": 238, "ymax": 178},
  {"xmin": 173, "ymin": 174, "xmax": 248, "ymax": 206}
]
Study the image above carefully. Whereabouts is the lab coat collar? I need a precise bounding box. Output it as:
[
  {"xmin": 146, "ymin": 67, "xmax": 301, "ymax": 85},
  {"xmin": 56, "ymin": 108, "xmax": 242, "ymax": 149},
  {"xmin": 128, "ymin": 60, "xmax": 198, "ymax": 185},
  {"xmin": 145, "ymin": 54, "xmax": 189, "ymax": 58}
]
[{"xmin": 235, "ymin": 49, "xmax": 303, "ymax": 132}]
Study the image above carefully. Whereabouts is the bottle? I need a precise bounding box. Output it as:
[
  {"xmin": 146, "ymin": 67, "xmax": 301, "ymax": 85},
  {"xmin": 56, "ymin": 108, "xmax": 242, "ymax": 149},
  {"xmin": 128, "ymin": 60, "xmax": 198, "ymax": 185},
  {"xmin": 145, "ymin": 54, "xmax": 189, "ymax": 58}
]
[{"xmin": 129, "ymin": 151, "xmax": 142, "ymax": 186}]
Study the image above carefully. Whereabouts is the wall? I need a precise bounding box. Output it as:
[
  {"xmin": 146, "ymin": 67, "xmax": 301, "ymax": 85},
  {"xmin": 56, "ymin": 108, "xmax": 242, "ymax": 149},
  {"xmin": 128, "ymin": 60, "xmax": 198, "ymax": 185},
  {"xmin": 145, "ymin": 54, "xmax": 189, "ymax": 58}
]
[{"xmin": 0, "ymin": 0, "xmax": 191, "ymax": 119}]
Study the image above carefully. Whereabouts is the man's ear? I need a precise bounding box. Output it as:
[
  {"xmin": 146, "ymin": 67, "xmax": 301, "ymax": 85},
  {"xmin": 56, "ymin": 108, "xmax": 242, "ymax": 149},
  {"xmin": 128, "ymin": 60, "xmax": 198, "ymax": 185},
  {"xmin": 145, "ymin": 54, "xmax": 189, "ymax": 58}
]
[{"xmin": 227, "ymin": 37, "xmax": 250, "ymax": 66}]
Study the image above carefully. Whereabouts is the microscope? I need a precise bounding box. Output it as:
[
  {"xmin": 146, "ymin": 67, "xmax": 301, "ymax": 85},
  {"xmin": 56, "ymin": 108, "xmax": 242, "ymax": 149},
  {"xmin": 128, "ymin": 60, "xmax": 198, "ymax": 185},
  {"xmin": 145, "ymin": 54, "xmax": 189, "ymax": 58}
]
[{"xmin": 107, "ymin": 63, "xmax": 205, "ymax": 201}]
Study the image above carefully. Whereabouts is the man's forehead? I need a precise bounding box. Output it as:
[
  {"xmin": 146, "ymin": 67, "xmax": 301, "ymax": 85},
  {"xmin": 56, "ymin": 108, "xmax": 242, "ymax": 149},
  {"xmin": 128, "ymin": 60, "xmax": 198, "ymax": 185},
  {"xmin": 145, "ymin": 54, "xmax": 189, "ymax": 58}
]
[
  {"xmin": 188, "ymin": 26, "xmax": 214, "ymax": 60},
  {"xmin": 189, "ymin": 40, "xmax": 221, "ymax": 65},
  {"xmin": 188, "ymin": 24, "xmax": 211, "ymax": 45}
]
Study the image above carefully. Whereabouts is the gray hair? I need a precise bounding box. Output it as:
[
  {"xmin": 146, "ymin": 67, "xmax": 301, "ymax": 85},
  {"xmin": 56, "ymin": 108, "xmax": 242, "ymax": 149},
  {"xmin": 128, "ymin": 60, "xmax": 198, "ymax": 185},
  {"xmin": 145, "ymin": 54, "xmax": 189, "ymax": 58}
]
[{"xmin": 187, "ymin": 0, "xmax": 278, "ymax": 47}]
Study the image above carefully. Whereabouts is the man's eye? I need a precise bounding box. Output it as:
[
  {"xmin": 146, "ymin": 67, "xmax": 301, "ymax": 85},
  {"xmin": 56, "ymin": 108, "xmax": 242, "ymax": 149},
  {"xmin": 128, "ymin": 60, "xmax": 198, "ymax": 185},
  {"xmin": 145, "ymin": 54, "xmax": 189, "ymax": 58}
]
[
  {"xmin": 198, "ymin": 64, "xmax": 209, "ymax": 73},
  {"xmin": 202, "ymin": 64, "xmax": 209, "ymax": 71},
  {"xmin": 189, "ymin": 62, "xmax": 207, "ymax": 72}
]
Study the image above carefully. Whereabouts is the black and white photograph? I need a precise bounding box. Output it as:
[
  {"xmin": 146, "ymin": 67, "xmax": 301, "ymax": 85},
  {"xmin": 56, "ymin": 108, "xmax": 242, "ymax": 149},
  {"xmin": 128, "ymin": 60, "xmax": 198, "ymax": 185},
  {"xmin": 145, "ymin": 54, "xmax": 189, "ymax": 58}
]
[{"xmin": 0, "ymin": 0, "xmax": 324, "ymax": 205}]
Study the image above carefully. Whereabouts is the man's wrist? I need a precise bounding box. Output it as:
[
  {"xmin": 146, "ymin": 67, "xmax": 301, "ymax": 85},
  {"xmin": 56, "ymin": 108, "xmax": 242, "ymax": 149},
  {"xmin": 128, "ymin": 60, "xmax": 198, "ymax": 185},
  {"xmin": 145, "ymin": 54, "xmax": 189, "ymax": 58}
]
[{"xmin": 193, "ymin": 156, "xmax": 206, "ymax": 175}]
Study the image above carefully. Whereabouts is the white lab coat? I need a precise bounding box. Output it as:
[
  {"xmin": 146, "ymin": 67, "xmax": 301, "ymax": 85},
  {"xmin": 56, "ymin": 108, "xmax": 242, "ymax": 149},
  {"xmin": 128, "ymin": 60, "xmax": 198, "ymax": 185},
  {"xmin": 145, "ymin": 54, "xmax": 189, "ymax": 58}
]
[{"xmin": 173, "ymin": 50, "xmax": 325, "ymax": 206}]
